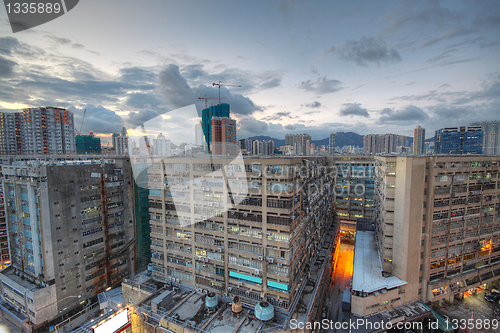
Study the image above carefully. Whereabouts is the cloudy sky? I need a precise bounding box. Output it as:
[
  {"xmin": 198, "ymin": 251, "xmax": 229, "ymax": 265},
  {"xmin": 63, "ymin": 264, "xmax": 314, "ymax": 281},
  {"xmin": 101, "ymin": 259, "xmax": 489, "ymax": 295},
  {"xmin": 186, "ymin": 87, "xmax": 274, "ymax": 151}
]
[{"xmin": 0, "ymin": 0, "xmax": 499, "ymax": 144}]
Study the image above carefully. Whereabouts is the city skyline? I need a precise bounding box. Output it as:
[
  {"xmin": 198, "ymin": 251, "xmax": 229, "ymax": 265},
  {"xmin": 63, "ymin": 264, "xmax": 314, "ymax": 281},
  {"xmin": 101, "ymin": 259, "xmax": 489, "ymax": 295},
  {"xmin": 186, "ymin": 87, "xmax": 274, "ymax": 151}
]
[{"xmin": 0, "ymin": 1, "xmax": 499, "ymax": 143}]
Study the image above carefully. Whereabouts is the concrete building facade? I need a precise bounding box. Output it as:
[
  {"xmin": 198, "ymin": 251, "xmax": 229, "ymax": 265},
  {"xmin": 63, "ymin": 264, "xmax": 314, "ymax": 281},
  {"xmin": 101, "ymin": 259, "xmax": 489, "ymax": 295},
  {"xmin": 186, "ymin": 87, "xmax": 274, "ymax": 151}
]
[
  {"xmin": 0, "ymin": 157, "xmax": 136, "ymax": 331},
  {"xmin": 0, "ymin": 108, "xmax": 76, "ymax": 156},
  {"xmin": 147, "ymin": 156, "xmax": 335, "ymax": 316},
  {"xmin": 351, "ymin": 155, "xmax": 500, "ymax": 317}
]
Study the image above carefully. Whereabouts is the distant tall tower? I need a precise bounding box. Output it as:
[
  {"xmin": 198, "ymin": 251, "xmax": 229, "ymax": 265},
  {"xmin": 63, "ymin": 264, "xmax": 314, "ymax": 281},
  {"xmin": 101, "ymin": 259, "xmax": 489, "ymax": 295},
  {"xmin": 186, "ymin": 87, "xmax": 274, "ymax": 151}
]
[
  {"xmin": 195, "ymin": 122, "xmax": 203, "ymax": 146},
  {"xmin": 329, "ymin": 132, "xmax": 335, "ymax": 154},
  {"xmin": 121, "ymin": 126, "xmax": 127, "ymax": 137},
  {"xmin": 413, "ymin": 125, "xmax": 425, "ymax": 155}
]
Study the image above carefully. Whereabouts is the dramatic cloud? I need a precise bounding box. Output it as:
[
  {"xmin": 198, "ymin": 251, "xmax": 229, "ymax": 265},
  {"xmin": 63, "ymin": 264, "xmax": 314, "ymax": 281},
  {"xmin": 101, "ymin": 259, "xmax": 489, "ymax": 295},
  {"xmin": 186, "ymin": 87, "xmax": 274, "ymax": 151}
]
[
  {"xmin": 126, "ymin": 109, "xmax": 161, "ymax": 127},
  {"xmin": 262, "ymin": 111, "xmax": 297, "ymax": 121},
  {"xmin": 44, "ymin": 35, "xmax": 85, "ymax": 49},
  {"xmin": 379, "ymin": 106, "xmax": 429, "ymax": 123},
  {"xmin": 119, "ymin": 67, "xmax": 157, "ymax": 84},
  {"xmin": 299, "ymin": 76, "xmax": 342, "ymax": 95},
  {"xmin": 125, "ymin": 92, "xmax": 165, "ymax": 111},
  {"xmin": 0, "ymin": 56, "xmax": 17, "ymax": 78},
  {"xmin": 302, "ymin": 101, "xmax": 321, "ymax": 108},
  {"xmin": 159, "ymin": 64, "xmax": 196, "ymax": 109},
  {"xmin": 159, "ymin": 65, "xmax": 263, "ymax": 116},
  {"xmin": 332, "ymin": 37, "xmax": 401, "ymax": 67},
  {"xmin": 339, "ymin": 103, "xmax": 369, "ymax": 118},
  {"xmin": 69, "ymin": 105, "xmax": 124, "ymax": 135},
  {"xmin": 0, "ymin": 37, "xmax": 21, "ymax": 56},
  {"xmin": 238, "ymin": 117, "xmax": 268, "ymax": 136}
]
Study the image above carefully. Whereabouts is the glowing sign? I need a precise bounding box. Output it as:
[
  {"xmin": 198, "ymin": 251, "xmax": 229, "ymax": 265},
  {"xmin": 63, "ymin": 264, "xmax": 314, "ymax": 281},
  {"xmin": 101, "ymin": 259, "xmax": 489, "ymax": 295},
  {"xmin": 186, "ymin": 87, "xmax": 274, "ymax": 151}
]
[{"xmin": 93, "ymin": 309, "xmax": 129, "ymax": 333}]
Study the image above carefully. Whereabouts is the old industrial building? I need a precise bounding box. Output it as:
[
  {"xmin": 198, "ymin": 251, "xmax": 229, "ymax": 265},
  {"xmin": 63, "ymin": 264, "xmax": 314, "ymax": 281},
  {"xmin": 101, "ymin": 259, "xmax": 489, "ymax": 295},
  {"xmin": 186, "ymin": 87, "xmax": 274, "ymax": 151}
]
[
  {"xmin": 0, "ymin": 156, "xmax": 136, "ymax": 332},
  {"xmin": 351, "ymin": 155, "xmax": 500, "ymax": 317},
  {"xmin": 146, "ymin": 156, "xmax": 336, "ymax": 319}
]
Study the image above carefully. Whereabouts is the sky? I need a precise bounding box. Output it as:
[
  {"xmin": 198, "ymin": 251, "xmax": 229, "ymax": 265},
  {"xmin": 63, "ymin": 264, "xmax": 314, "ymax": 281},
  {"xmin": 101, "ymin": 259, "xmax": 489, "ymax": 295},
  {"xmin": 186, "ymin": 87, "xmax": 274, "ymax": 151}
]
[{"xmin": 0, "ymin": 0, "xmax": 499, "ymax": 145}]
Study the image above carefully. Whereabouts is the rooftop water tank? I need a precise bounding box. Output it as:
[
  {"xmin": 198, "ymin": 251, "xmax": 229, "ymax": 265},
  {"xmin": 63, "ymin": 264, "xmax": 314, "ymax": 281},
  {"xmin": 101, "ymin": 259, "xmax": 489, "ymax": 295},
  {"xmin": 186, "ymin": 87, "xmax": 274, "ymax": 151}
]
[
  {"xmin": 205, "ymin": 292, "xmax": 218, "ymax": 309},
  {"xmin": 232, "ymin": 296, "xmax": 242, "ymax": 314},
  {"xmin": 255, "ymin": 301, "xmax": 274, "ymax": 321}
]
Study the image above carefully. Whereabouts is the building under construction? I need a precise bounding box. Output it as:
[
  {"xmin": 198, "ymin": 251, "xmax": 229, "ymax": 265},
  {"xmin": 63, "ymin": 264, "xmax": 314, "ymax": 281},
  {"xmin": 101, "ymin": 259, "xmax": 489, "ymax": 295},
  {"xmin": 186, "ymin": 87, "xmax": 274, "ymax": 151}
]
[{"xmin": 0, "ymin": 156, "xmax": 136, "ymax": 332}]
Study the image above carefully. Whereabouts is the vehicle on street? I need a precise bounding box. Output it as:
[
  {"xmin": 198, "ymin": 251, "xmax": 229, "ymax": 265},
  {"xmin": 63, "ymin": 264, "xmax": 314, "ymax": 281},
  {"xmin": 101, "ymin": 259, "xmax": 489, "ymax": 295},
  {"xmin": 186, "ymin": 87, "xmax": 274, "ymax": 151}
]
[{"xmin": 485, "ymin": 290, "xmax": 500, "ymax": 302}]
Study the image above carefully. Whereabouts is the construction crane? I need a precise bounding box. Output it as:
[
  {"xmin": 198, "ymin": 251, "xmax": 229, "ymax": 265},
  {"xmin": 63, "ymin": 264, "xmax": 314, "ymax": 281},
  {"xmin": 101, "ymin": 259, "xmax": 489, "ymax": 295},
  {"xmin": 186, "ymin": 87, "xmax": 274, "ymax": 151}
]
[
  {"xmin": 212, "ymin": 81, "xmax": 241, "ymax": 104},
  {"xmin": 140, "ymin": 124, "xmax": 151, "ymax": 156},
  {"xmin": 198, "ymin": 95, "xmax": 225, "ymax": 108},
  {"xmin": 75, "ymin": 109, "xmax": 86, "ymax": 135}
]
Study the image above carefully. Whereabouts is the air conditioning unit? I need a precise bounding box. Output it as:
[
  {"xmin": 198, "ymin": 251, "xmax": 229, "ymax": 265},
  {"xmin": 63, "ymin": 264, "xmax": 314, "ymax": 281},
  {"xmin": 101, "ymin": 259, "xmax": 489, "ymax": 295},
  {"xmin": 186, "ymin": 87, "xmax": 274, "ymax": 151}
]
[
  {"xmin": 202, "ymin": 216, "xmax": 207, "ymax": 220},
  {"xmin": 254, "ymin": 270, "xmax": 259, "ymax": 275},
  {"xmin": 217, "ymin": 248, "xmax": 222, "ymax": 253},
  {"xmin": 228, "ymin": 172, "xmax": 233, "ymax": 176},
  {"xmin": 201, "ymin": 187, "xmax": 205, "ymax": 190},
  {"xmin": 246, "ymin": 290, "xmax": 250, "ymax": 295},
  {"xmin": 239, "ymin": 282, "xmax": 243, "ymax": 286},
  {"xmin": 185, "ymin": 185, "xmax": 189, "ymax": 189},
  {"xmin": 176, "ymin": 278, "xmax": 180, "ymax": 283},
  {"xmin": 266, "ymin": 232, "xmax": 272, "ymax": 236},
  {"xmin": 243, "ymin": 213, "xmax": 248, "ymax": 217},
  {"xmin": 268, "ymin": 258, "xmax": 274, "ymax": 264},
  {"xmin": 258, "ymin": 231, "xmax": 262, "ymax": 235},
  {"xmin": 254, "ymin": 214, "xmax": 258, "ymax": 218},
  {"xmin": 205, "ymin": 258, "xmax": 209, "ymax": 262},
  {"xmin": 214, "ymin": 203, "xmax": 219, "ymax": 207},
  {"xmin": 258, "ymin": 256, "xmax": 263, "ymax": 260},
  {"xmin": 241, "ymin": 228, "xmax": 247, "ymax": 232},
  {"xmin": 202, "ymin": 264, "xmax": 206, "ymax": 268},
  {"xmin": 203, "ymin": 289, "xmax": 208, "ymax": 294},
  {"xmin": 208, "ymin": 202, "xmax": 213, "ymax": 207},
  {"xmin": 228, "ymin": 287, "xmax": 232, "ymax": 291}
]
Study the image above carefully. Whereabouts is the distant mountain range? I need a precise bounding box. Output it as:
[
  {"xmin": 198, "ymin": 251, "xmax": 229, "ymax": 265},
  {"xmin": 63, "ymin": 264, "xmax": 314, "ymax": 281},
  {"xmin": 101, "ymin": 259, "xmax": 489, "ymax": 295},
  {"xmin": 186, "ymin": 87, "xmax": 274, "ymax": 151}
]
[{"xmin": 244, "ymin": 132, "xmax": 364, "ymax": 148}]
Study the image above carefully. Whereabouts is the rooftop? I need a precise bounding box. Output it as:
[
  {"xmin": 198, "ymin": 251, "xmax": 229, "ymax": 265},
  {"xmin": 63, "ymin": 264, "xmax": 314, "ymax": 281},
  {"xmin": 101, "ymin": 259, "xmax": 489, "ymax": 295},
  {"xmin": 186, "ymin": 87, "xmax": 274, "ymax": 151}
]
[
  {"xmin": 352, "ymin": 231, "xmax": 406, "ymax": 294},
  {"xmin": 0, "ymin": 266, "xmax": 46, "ymax": 292}
]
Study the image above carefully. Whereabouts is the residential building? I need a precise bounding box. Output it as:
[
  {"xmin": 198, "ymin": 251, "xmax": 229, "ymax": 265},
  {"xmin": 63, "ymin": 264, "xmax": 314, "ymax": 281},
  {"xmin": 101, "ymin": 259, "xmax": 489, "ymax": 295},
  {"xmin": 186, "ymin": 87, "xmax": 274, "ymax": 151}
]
[
  {"xmin": 114, "ymin": 134, "xmax": 129, "ymax": 156},
  {"xmin": 471, "ymin": 120, "xmax": 500, "ymax": 155},
  {"xmin": 147, "ymin": 156, "xmax": 336, "ymax": 317},
  {"xmin": 152, "ymin": 133, "xmax": 171, "ymax": 156},
  {"xmin": 0, "ymin": 112, "xmax": 23, "ymax": 155},
  {"xmin": 285, "ymin": 134, "xmax": 311, "ymax": 156},
  {"xmin": 329, "ymin": 132, "xmax": 335, "ymax": 154},
  {"xmin": 211, "ymin": 117, "xmax": 237, "ymax": 156},
  {"xmin": 435, "ymin": 126, "xmax": 483, "ymax": 155},
  {"xmin": 0, "ymin": 108, "xmax": 76, "ymax": 155},
  {"xmin": 0, "ymin": 157, "xmax": 136, "ymax": 332},
  {"xmin": 363, "ymin": 134, "xmax": 410, "ymax": 155},
  {"xmin": 413, "ymin": 126, "xmax": 425, "ymax": 155},
  {"xmin": 351, "ymin": 155, "xmax": 500, "ymax": 317}
]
